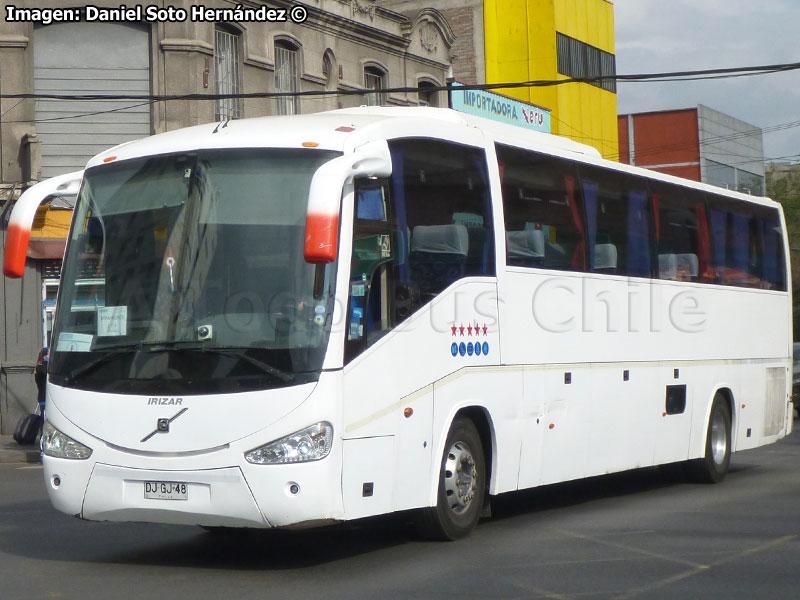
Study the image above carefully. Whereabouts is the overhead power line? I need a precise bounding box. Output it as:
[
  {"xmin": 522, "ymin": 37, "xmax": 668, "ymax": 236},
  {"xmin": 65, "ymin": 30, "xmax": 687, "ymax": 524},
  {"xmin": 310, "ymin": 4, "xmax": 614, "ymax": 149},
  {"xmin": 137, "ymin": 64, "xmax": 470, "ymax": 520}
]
[{"xmin": 0, "ymin": 61, "xmax": 798, "ymax": 102}]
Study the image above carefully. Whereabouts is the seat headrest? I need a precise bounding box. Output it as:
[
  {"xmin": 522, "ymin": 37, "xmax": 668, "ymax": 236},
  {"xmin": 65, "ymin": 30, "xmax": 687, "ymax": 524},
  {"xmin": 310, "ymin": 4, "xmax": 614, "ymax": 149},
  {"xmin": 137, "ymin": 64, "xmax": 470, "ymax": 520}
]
[
  {"xmin": 506, "ymin": 229, "xmax": 544, "ymax": 259},
  {"xmin": 411, "ymin": 224, "xmax": 469, "ymax": 255},
  {"xmin": 594, "ymin": 243, "xmax": 618, "ymax": 269}
]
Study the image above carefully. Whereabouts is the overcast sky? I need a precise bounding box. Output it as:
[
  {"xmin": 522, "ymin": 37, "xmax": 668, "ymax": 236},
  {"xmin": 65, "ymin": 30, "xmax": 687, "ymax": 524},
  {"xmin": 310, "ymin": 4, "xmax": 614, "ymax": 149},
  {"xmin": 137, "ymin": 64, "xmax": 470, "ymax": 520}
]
[{"xmin": 612, "ymin": 0, "xmax": 800, "ymax": 163}]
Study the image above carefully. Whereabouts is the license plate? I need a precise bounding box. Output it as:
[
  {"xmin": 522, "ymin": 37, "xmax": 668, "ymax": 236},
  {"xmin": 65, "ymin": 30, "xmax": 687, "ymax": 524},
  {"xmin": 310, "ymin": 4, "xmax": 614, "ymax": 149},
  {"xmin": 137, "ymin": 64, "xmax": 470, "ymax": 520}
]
[{"xmin": 144, "ymin": 481, "xmax": 188, "ymax": 501}]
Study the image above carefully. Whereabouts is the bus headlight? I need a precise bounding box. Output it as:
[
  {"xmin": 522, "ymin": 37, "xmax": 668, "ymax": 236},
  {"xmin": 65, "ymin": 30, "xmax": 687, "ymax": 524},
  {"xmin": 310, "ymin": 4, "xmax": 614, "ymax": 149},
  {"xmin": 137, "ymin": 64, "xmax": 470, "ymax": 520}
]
[
  {"xmin": 245, "ymin": 422, "xmax": 333, "ymax": 465},
  {"xmin": 42, "ymin": 421, "xmax": 93, "ymax": 460}
]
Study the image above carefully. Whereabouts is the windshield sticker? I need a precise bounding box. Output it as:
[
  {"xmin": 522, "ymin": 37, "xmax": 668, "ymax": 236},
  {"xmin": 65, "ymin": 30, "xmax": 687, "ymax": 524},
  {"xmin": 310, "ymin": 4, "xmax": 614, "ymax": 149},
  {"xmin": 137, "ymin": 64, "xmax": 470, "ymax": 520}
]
[
  {"xmin": 351, "ymin": 283, "xmax": 365, "ymax": 297},
  {"xmin": 348, "ymin": 322, "xmax": 363, "ymax": 340},
  {"xmin": 97, "ymin": 306, "xmax": 128, "ymax": 337},
  {"xmin": 379, "ymin": 234, "xmax": 391, "ymax": 257},
  {"xmin": 56, "ymin": 332, "xmax": 93, "ymax": 352}
]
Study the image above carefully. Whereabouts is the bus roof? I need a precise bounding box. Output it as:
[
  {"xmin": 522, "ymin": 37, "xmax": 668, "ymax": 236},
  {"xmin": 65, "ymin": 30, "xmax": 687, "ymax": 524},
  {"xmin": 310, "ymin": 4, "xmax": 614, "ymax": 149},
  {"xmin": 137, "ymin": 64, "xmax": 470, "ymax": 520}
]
[
  {"xmin": 85, "ymin": 106, "xmax": 778, "ymax": 210},
  {"xmin": 86, "ymin": 107, "xmax": 600, "ymax": 168}
]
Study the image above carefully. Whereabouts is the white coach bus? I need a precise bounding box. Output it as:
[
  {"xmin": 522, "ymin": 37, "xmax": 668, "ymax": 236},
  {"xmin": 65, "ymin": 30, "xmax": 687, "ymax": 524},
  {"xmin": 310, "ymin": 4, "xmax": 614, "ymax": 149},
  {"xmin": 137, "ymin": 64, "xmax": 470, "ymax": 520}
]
[{"xmin": 3, "ymin": 107, "xmax": 792, "ymax": 540}]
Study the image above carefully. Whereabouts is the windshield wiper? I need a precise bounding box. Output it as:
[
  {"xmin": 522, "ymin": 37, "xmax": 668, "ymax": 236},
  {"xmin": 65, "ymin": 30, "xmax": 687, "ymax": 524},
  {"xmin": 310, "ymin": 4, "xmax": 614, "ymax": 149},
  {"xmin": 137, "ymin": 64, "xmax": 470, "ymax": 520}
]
[
  {"xmin": 62, "ymin": 342, "xmax": 295, "ymax": 385},
  {"xmin": 192, "ymin": 347, "xmax": 295, "ymax": 384},
  {"xmin": 63, "ymin": 345, "xmax": 142, "ymax": 384}
]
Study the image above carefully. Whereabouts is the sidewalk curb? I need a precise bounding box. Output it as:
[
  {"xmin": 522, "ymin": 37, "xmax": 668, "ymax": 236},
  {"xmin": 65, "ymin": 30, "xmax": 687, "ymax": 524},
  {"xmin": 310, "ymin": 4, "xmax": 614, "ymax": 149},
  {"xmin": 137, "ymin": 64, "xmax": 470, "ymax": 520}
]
[{"xmin": 0, "ymin": 436, "xmax": 41, "ymax": 464}]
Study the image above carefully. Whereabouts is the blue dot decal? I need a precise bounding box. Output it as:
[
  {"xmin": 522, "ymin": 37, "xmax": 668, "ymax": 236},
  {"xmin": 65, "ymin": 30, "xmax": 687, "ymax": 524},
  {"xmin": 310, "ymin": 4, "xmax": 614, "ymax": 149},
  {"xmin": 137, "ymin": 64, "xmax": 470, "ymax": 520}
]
[
  {"xmin": 451, "ymin": 342, "xmax": 458, "ymax": 357},
  {"xmin": 482, "ymin": 342, "xmax": 489, "ymax": 355},
  {"xmin": 467, "ymin": 342, "xmax": 474, "ymax": 356},
  {"xmin": 475, "ymin": 343, "xmax": 482, "ymax": 356},
  {"xmin": 459, "ymin": 342, "xmax": 467, "ymax": 357}
]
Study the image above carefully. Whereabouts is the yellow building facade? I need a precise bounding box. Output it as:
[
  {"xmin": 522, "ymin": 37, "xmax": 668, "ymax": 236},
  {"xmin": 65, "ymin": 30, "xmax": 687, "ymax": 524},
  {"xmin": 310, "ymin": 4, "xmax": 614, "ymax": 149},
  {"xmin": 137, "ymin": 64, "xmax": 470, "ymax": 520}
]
[{"xmin": 484, "ymin": 0, "xmax": 618, "ymax": 159}]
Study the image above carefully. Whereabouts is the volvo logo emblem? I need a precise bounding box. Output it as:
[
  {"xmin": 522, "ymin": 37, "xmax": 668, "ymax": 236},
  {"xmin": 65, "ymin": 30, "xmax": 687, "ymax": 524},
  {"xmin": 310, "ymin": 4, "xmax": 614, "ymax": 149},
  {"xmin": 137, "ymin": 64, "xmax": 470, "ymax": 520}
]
[{"xmin": 141, "ymin": 408, "xmax": 188, "ymax": 442}]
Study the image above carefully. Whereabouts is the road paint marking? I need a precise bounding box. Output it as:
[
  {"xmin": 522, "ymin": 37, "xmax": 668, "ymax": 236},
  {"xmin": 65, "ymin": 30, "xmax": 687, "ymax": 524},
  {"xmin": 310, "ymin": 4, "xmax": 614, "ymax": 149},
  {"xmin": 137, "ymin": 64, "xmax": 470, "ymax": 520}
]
[
  {"xmin": 554, "ymin": 528, "xmax": 707, "ymax": 569},
  {"xmin": 611, "ymin": 534, "xmax": 796, "ymax": 600}
]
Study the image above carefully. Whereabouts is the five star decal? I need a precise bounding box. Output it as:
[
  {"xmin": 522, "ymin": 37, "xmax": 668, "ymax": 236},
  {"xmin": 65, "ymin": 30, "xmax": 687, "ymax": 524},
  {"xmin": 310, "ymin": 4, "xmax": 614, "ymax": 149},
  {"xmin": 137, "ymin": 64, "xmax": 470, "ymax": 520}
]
[{"xmin": 451, "ymin": 323, "xmax": 489, "ymax": 337}]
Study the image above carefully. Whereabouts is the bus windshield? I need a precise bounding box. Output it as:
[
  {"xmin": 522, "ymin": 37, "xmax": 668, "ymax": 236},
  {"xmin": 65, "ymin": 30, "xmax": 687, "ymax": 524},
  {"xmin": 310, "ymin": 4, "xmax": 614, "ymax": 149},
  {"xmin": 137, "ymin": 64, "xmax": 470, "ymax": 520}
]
[{"xmin": 49, "ymin": 149, "xmax": 341, "ymax": 394}]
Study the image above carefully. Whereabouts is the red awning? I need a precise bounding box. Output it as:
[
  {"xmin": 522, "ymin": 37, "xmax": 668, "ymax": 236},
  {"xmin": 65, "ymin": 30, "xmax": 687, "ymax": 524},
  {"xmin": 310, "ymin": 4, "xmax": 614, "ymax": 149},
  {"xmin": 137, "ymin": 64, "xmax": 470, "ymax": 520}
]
[{"xmin": 28, "ymin": 238, "xmax": 66, "ymax": 259}]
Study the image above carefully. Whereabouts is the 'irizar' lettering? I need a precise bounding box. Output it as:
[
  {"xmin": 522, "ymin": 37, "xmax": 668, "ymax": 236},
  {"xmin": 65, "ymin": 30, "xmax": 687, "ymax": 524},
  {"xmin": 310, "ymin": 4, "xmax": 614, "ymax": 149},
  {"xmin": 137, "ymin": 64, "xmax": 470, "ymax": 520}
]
[{"xmin": 148, "ymin": 397, "xmax": 183, "ymax": 406}]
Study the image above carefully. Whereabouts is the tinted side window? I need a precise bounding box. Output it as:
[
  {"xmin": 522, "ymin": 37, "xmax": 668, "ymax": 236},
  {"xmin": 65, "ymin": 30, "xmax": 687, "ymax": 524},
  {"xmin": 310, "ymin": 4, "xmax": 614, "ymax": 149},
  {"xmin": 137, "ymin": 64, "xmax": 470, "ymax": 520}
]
[
  {"xmin": 579, "ymin": 165, "xmax": 652, "ymax": 277},
  {"xmin": 708, "ymin": 198, "xmax": 787, "ymax": 290},
  {"xmin": 650, "ymin": 182, "xmax": 711, "ymax": 283},
  {"xmin": 497, "ymin": 144, "xmax": 586, "ymax": 271},
  {"xmin": 389, "ymin": 139, "xmax": 495, "ymax": 300},
  {"xmin": 759, "ymin": 209, "xmax": 787, "ymax": 291}
]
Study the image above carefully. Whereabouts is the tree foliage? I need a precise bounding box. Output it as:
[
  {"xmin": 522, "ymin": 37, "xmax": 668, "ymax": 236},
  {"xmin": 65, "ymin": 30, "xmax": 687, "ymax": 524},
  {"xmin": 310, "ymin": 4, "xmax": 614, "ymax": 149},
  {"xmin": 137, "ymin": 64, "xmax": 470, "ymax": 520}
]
[{"xmin": 766, "ymin": 164, "xmax": 800, "ymax": 339}]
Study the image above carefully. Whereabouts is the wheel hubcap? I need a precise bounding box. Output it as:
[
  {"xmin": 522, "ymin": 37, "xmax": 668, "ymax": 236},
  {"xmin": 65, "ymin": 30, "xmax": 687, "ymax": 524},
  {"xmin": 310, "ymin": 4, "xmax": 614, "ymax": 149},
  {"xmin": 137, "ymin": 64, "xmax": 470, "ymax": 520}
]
[
  {"xmin": 710, "ymin": 409, "xmax": 728, "ymax": 466},
  {"xmin": 443, "ymin": 441, "xmax": 478, "ymax": 514}
]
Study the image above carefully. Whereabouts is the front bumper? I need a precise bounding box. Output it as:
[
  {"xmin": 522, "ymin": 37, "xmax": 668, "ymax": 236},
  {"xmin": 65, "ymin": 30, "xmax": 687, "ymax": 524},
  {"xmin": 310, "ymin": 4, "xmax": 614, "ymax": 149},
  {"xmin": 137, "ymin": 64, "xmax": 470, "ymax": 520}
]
[{"xmin": 82, "ymin": 464, "xmax": 266, "ymax": 527}]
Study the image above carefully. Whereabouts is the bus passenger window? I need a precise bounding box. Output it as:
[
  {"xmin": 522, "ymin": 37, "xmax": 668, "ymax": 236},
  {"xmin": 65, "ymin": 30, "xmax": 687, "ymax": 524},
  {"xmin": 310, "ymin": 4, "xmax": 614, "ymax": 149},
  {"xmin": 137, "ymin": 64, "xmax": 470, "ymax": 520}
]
[
  {"xmin": 707, "ymin": 199, "xmax": 786, "ymax": 290},
  {"xmin": 579, "ymin": 165, "xmax": 652, "ymax": 277},
  {"xmin": 496, "ymin": 144, "xmax": 586, "ymax": 272},
  {"xmin": 650, "ymin": 183, "xmax": 707, "ymax": 283},
  {"xmin": 389, "ymin": 138, "xmax": 495, "ymax": 296}
]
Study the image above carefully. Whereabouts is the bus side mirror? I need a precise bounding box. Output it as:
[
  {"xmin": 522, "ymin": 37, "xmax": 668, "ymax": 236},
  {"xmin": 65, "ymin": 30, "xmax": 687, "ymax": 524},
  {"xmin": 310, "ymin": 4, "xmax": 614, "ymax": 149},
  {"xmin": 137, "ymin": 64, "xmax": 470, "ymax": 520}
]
[
  {"xmin": 3, "ymin": 170, "xmax": 83, "ymax": 278},
  {"xmin": 304, "ymin": 140, "xmax": 392, "ymax": 264}
]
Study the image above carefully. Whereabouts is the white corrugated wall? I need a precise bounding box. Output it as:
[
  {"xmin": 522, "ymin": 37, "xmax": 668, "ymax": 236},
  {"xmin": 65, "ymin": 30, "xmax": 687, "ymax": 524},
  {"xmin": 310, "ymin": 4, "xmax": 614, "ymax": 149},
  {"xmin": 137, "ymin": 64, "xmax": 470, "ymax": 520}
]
[{"xmin": 33, "ymin": 22, "xmax": 151, "ymax": 178}]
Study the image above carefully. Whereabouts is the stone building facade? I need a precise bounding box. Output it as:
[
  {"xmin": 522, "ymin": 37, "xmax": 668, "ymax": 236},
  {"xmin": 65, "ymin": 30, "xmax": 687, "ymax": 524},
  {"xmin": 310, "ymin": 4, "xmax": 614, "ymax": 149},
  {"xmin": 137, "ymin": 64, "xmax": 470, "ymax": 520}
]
[
  {"xmin": 378, "ymin": 0, "xmax": 484, "ymax": 85},
  {"xmin": 0, "ymin": 0, "xmax": 454, "ymax": 433}
]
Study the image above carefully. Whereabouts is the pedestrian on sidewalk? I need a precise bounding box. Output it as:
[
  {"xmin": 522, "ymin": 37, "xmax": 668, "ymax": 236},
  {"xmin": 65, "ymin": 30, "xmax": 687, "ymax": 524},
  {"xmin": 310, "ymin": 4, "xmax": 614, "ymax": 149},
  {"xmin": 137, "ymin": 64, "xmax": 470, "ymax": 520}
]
[{"xmin": 35, "ymin": 347, "xmax": 48, "ymax": 417}]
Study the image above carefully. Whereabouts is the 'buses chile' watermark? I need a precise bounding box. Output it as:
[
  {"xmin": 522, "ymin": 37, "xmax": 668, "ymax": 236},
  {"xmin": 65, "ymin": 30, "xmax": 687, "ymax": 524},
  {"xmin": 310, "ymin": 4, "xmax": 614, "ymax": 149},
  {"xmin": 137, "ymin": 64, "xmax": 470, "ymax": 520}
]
[
  {"xmin": 530, "ymin": 278, "xmax": 706, "ymax": 334},
  {"xmin": 153, "ymin": 278, "xmax": 707, "ymax": 338}
]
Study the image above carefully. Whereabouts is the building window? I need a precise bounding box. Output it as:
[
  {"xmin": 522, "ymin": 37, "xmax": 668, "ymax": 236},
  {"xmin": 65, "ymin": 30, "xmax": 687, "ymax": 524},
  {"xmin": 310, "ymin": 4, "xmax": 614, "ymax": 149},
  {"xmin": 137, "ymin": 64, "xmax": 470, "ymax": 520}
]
[
  {"xmin": 364, "ymin": 66, "xmax": 387, "ymax": 106},
  {"xmin": 275, "ymin": 42, "xmax": 299, "ymax": 115},
  {"xmin": 417, "ymin": 81, "xmax": 438, "ymax": 107},
  {"xmin": 322, "ymin": 52, "xmax": 336, "ymax": 89},
  {"xmin": 215, "ymin": 26, "xmax": 242, "ymax": 120},
  {"xmin": 556, "ymin": 32, "xmax": 616, "ymax": 93}
]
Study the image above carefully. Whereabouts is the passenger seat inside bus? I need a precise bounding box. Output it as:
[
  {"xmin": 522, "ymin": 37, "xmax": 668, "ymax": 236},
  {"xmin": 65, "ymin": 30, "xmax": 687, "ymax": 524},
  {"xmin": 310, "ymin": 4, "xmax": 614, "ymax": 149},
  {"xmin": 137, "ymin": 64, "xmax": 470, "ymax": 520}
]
[
  {"xmin": 658, "ymin": 253, "xmax": 678, "ymax": 280},
  {"xmin": 676, "ymin": 253, "xmax": 699, "ymax": 280},
  {"xmin": 659, "ymin": 253, "xmax": 699, "ymax": 281},
  {"xmin": 506, "ymin": 229, "xmax": 544, "ymax": 267},
  {"xmin": 593, "ymin": 243, "xmax": 618, "ymax": 273},
  {"xmin": 410, "ymin": 224, "xmax": 469, "ymax": 297}
]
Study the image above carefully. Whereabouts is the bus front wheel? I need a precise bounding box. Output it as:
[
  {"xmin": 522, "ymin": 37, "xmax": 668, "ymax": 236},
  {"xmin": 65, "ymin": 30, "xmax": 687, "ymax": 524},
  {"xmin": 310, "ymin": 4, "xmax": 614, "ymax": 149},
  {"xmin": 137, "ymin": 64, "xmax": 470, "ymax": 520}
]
[
  {"xmin": 417, "ymin": 417, "xmax": 485, "ymax": 541},
  {"xmin": 686, "ymin": 393, "xmax": 731, "ymax": 483}
]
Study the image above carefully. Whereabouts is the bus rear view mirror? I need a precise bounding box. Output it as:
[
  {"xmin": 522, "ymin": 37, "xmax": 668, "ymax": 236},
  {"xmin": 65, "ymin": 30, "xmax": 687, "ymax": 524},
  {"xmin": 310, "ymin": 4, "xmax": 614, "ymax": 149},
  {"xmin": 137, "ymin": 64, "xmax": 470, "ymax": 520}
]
[
  {"xmin": 3, "ymin": 170, "xmax": 83, "ymax": 278},
  {"xmin": 304, "ymin": 140, "xmax": 392, "ymax": 264}
]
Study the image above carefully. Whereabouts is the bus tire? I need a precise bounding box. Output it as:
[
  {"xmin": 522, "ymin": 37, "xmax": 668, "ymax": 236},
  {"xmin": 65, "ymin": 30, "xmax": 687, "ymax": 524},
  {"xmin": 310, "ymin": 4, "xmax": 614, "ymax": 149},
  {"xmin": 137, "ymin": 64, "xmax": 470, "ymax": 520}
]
[
  {"xmin": 686, "ymin": 393, "xmax": 731, "ymax": 483},
  {"xmin": 417, "ymin": 417, "xmax": 485, "ymax": 541}
]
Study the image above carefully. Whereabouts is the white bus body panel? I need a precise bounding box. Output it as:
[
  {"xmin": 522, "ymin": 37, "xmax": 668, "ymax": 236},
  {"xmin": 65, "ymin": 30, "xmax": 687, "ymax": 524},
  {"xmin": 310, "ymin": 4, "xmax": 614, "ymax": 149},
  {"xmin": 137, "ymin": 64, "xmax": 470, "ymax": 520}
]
[
  {"xmin": 43, "ymin": 373, "xmax": 346, "ymax": 528},
  {"xmin": 341, "ymin": 279, "xmax": 507, "ymax": 512}
]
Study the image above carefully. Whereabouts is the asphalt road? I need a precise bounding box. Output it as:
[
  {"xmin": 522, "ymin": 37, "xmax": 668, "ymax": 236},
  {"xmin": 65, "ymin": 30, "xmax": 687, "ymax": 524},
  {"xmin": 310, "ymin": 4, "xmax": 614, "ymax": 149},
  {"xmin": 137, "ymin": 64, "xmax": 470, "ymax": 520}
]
[{"xmin": 2, "ymin": 431, "xmax": 799, "ymax": 600}]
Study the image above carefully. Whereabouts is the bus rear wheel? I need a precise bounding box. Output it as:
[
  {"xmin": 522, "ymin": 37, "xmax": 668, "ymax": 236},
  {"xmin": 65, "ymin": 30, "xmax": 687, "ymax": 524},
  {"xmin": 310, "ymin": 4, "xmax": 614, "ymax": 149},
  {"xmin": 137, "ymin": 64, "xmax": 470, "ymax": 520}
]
[
  {"xmin": 417, "ymin": 417, "xmax": 485, "ymax": 541},
  {"xmin": 686, "ymin": 393, "xmax": 731, "ymax": 483}
]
